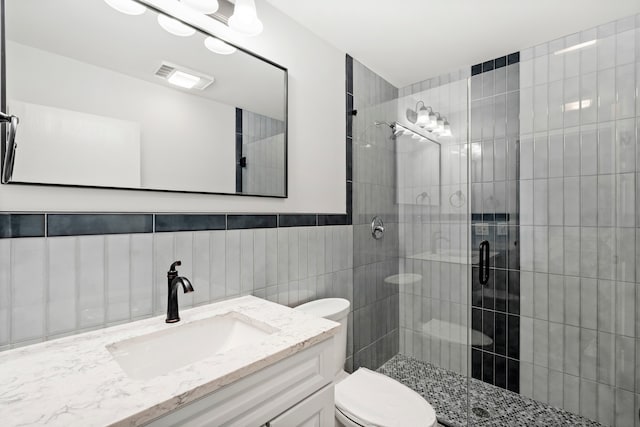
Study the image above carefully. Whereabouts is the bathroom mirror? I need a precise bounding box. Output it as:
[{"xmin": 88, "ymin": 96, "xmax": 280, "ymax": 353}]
[{"xmin": 1, "ymin": 0, "xmax": 287, "ymax": 197}]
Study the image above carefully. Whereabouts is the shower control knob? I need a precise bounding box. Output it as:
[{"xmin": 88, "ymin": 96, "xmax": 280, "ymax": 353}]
[{"xmin": 371, "ymin": 216, "xmax": 384, "ymax": 240}]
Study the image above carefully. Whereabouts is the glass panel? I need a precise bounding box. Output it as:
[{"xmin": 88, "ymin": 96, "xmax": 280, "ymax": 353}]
[{"xmin": 467, "ymin": 15, "xmax": 638, "ymax": 427}]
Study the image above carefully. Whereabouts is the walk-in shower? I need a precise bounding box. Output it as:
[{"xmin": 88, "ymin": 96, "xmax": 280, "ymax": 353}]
[{"xmin": 349, "ymin": 12, "xmax": 640, "ymax": 427}]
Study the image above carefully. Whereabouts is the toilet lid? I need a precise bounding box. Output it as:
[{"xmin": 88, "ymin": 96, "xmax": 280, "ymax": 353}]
[{"xmin": 335, "ymin": 368, "xmax": 437, "ymax": 427}]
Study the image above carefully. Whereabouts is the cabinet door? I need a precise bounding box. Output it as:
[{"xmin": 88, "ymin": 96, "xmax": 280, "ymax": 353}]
[{"xmin": 268, "ymin": 384, "xmax": 334, "ymax": 427}]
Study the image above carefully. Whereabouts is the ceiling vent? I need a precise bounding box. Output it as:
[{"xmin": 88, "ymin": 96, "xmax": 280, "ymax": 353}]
[{"xmin": 154, "ymin": 61, "xmax": 215, "ymax": 91}]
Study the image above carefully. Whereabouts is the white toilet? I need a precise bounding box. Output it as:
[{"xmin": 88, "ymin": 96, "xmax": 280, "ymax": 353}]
[{"xmin": 295, "ymin": 298, "xmax": 438, "ymax": 427}]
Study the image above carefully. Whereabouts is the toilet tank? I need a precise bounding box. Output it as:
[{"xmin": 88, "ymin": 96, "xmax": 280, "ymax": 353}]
[{"xmin": 295, "ymin": 298, "xmax": 350, "ymax": 376}]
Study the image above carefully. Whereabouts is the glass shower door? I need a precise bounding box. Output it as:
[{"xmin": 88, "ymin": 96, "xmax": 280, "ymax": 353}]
[{"xmin": 467, "ymin": 14, "xmax": 639, "ymax": 426}]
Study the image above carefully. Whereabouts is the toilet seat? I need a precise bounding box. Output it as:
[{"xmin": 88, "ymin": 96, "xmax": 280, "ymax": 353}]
[{"xmin": 335, "ymin": 368, "xmax": 438, "ymax": 427}]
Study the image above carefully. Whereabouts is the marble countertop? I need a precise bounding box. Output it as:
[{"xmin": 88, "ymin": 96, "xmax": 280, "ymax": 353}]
[{"xmin": 0, "ymin": 296, "xmax": 339, "ymax": 427}]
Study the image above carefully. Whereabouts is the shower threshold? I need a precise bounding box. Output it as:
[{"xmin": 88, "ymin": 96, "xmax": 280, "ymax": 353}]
[{"xmin": 377, "ymin": 354, "xmax": 603, "ymax": 426}]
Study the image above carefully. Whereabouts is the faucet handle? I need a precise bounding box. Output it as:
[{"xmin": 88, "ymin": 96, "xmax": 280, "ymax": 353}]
[{"xmin": 169, "ymin": 260, "xmax": 182, "ymax": 272}]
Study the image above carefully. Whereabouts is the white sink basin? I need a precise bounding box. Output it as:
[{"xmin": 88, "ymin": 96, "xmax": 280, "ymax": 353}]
[{"xmin": 107, "ymin": 313, "xmax": 276, "ymax": 380}]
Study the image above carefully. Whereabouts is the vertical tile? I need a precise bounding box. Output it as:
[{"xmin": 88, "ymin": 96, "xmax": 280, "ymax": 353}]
[
  {"xmin": 106, "ymin": 234, "xmax": 130, "ymax": 323},
  {"xmin": 47, "ymin": 238, "xmax": 76, "ymax": 335},
  {"xmin": 563, "ymin": 374, "xmax": 580, "ymax": 414},
  {"xmin": 579, "ymin": 379, "xmax": 598, "ymax": 420},
  {"xmin": 12, "ymin": 239, "xmax": 46, "ymax": 343},
  {"xmin": 617, "ymin": 118, "xmax": 636, "ymax": 174},
  {"xmin": 0, "ymin": 240, "xmax": 9, "ymax": 346},
  {"xmin": 520, "ymin": 361, "xmax": 534, "ymax": 398},
  {"xmin": 174, "ymin": 233, "xmax": 194, "ymax": 308},
  {"xmin": 534, "ymin": 273, "xmax": 549, "ymax": 320},
  {"xmin": 130, "ymin": 234, "xmax": 152, "ymax": 318},
  {"xmin": 616, "ymin": 281, "xmax": 635, "ymax": 337},
  {"xmin": 564, "ymin": 178, "xmax": 580, "ymax": 226},
  {"xmin": 580, "ymin": 278, "xmax": 597, "ymax": 329},
  {"xmin": 548, "ymin": 275, "xmax": 564, "ymax": 323},
  {"xmin": 533, "ymin": 319, "xmax": 549, "ymax": 367},
  {"xmin": 581, "ymin": 176, "xmax": 598, "ymax": 226},
  {"xmin": 617, "ymin": 173, "xmax": 636, "ymax": 228},
  {"xmin": 288, "ymin": 228, "xmax": 299, "ymax": 280},
  {"xmin": 548, "ymin": 370, "xmax": 564, "ymax": 407},
  {"xmin": 564, "ymin": 276, "xmax": 581, "ymax": 326},
  {"xmin": 580, "ymin": 328, "xmax": 598, "ymax": 381},
  {"xmin": 193, "ymin": 232, "xmax": 211, "ymax": 305},
  {"xmin": 616, "ymin": 335, "xmax": 636, "ymax": 391},
  {"xmin": 77, "ymin": 236, "xmax": 105, "ymax": 328},
  {"xmin": 598, "ymin": 280, "xmax": 616, "ymax": 333},
  {"xmin": 598, "ymin": 174, "xmax": 616, "ymax": 227},
  {"xmin": 564, "ymin": 325, "xmax": 580, "ymax": 376},
  {"xmin": 298, "ymin": 228, "xmax": 308, "ymax": 280},
  {"xmin": 615, "ymin": 389, "xmax": 635, "ymax": 426},
  {"xmin": 581, "ymin": 227, "xmax": 598, "ymax": 278},
  {"xmin": 597, "ymin": 383, "xmax": 615, "ymax": 426},
  {"xmin": 226, "ymin": 231, "xmax": 241, "ymax": 297},
  {"xmin": 253, "ymin": 229, "xmax": 266, "ymax": 291},
  {"xmin": 154, "ymin": 233, "xmax": 174, "ymax": 314},
  {"xmin": 265, "ymin": 228, "xmax": 278, "ymax": 286},
  {"xmin": 598, "ymin": 331, "xmax": 615, "ymax": 385},
  {"xmin": 240, "ymin": 230, "xmax": 254, "ymax": 294},
  {"xmin": 549, "ymin": 322, "xmax": 564, "ymax": 372}
]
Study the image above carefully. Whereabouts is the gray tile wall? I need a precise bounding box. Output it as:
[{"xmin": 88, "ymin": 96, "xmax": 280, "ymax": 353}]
[
  {"xmin": 0, "ymin": 225, "xmax": 353, "ymax": 352},
  {"xmin": 516, "ymin": 15, "xmax": 640, "ymax": 426},
  {"xmin": 351, "ymin": 59, "xmax": 400, "ymax": 370},
  {"xmin": 397, "ymin": 71, "xmax": 471, "ymax": 377},
  {"xmin": 241, "ymin": 110, "xmax": 286, "ymax": 196}
]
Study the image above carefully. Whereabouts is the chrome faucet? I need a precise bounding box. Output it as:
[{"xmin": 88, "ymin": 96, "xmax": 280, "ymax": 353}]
[
  {"xmin": 166, "ymin": 261, "xmax": 194, "ymax": 323},
  {"xmin": 431, "ymin": 231, "xmax": 449, "ymax": 254}
]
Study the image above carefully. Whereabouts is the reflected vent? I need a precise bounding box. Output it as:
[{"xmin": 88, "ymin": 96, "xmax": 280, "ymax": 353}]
[
  {"xmin": 154, "ymin": 61, "xmax": 215, "ymax": 91},
  {"xmin": 155, "ymin": 64, "xmax": 175, "ymax": 78}
]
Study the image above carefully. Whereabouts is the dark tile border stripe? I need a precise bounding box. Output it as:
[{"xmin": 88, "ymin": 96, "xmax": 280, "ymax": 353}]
[
  {"xmin": 227, "ymin": 214, "xmax": 277, "ymax": 230},
  {"xmin": 47, "ymin": 214, "xmax": 153, "ymax": 237},
  {"xmin": 155, "ymin": 214, "xmax": 225, "ymax": 232},
  {"xmin": 0, "ymin": 214, "xmax": 45, "ymax": 238},
  {"xmin": 318, "ymin": 214, "xmax": 348, "ymax": 226},
  {"xmin": 472, "ymin": 52, "xmax": 520, "ymax": 76},
  {"xmin": 278, "ymin": 214, "xmax": 317, "ymax": 227}
]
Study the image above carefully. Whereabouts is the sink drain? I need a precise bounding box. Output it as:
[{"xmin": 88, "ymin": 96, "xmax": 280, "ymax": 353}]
[{"xmin": 471, "ymin": 407, "xmax": 491, "ymax": 418}]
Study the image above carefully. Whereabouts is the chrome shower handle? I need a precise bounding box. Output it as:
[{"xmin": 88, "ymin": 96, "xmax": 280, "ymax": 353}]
[
  {"xmin": 371, "ymin": 216, "xmax": 384, "ymax": 240},
  {"xmin": 0, "ymin": 112, "xmax": 19, "ymax": 184}
]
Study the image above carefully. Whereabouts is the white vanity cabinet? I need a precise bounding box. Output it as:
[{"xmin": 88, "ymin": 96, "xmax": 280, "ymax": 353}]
[{"xmin": 145, "ymin": 337, "xmax": 335, "ymax": 427}]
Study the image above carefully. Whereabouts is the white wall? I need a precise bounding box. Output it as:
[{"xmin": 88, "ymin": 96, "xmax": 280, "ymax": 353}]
[{"xmin": 0, "ymin": 0, "xmax": 345, "ymax": 213}]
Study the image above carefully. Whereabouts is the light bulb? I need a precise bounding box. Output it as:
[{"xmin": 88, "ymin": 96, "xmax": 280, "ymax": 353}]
[
  {"xmin": 204, "ymin": 37, "xmax": 236, "ymax": 55},
  {"xmin": 426, "ymin": 112, "xmax": 437, "ymax": 130},
  {"xmin": 229, "ymin": 0, "xmax": 263, "ymax": 36},
  {"xmin": 158, "ymin": 14, "xmax": 196, "ymax": 37},
  {"xmin": 104, "ymin": 0, "xmax": 146, "ymax": 15},
  {"xmin": 182, "ymin": 0, "xmax": 219, "ymax": 14},
  {"xmin": 416, "ymin": 106, "xmax": 429, "ymax": 127}
]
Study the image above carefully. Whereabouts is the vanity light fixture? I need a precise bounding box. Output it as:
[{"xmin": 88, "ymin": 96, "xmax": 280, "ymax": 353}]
[
  {"xmin": 406, "ymin": 100, "xmax": 451, "ymax": 137},
  {"xmin": 104, "ymin": 0, "xmax": 146, "ymax": 15},
  {"xmin": 157, "ymin": 14, "xmax": 196, "ymax": 37},
  {"xmin": 182, "ymin": 0, "xmax": 220, "ymax": 14},
  {"xmin": 228, "ymin": 0, "xmax": 263, "ymax": 36},
  {"xmin": 204, "ymin": 36, "xmax": 237, "ymax": 54},
  {"xmin": 553, "ymin": 39, "xmax": 596, "ymax": 55}
]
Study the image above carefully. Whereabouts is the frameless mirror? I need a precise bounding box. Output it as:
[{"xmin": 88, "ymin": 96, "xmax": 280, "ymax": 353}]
[{"xmin": 2, "ymin": 0, "xmax": 287, "ymax": 197}]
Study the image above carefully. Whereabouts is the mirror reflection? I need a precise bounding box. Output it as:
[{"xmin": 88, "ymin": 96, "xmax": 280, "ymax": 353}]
[{"xmin": 3, "ymin": 0, "xmax": 287, "ymax": 196}]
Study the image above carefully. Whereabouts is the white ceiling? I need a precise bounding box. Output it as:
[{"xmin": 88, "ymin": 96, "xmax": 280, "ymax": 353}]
[{"xmin": 266, "ymin": 0, "xmax": 640, "ymax": 88}]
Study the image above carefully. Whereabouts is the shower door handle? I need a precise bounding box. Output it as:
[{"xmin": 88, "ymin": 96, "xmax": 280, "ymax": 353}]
[{"xmin": 479, "ymin": 240, "xmax": 490, "ymax": 285}]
